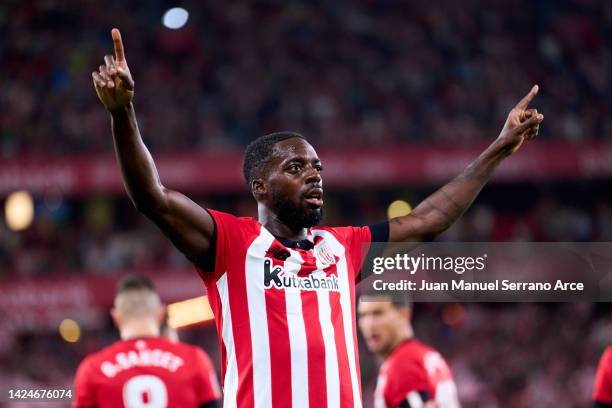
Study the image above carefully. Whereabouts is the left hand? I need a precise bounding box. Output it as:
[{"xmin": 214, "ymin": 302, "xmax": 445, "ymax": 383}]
[{"xmin": 496, "ymin": 85, "xmax": 544, "ymax": 154}]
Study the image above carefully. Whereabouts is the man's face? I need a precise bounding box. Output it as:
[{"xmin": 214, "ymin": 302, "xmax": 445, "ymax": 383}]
[
  {"xmin": 358, "ymin": 300, "xmax": 409, "ymax": 356},
  {"xmin": 263, "ymin": 138, "xmax": 324, "ymax": 230}
]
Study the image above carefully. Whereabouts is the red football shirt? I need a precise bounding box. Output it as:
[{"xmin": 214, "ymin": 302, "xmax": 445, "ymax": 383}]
[
  {"xmin": 374, "ymin": 339, "xmax": 459, "ymax": 408},
  {"xmin": 73, "ymin": 337, "xmax": 220, "ymax": 408},
  {"xmin": 594, "ymin": 346, "xmax": 612, "ymax": 404},
  {"xmin": 197, "ymin": 210, "xmax": 373, "ymax": 407}
]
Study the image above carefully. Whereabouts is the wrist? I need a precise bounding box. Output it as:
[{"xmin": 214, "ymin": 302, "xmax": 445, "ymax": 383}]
[
  {"xmin": 109, "ymin": 103, "xmax": 133, "ymax": 117},
  {"xmin": 488, "ymin": 138, "xmax": 516, "ymax": 159}
]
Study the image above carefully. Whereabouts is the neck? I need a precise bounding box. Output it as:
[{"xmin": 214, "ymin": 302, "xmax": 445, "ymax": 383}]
[
  {"xmin": 258, "ymin": 203, "xmax": 307, "ymax": 241},
  {"xmin": 119, "ymin": 319, "xmax": 160, "ymax": 340},
  {"xmin": 382, "ymin": 325, "xmax": 414, "ymax": 358}
]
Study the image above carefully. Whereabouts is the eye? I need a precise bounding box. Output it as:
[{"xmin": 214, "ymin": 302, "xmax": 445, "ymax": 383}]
[
  {"xmin": 288, "ymin": 164, "xmax": 301, "ymax": 173},
  {"xmin": 315, "ymin": 164, "xmax": 323, "ymax": 172}
]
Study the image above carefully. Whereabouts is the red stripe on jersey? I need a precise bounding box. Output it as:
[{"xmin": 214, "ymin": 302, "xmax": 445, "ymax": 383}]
[
  {"xmin": 301, "ymin": 291, "xmax": 327, "ymax": 408},
  {"xmin": 330, "ymin": 291, "xmax": 353, "ymax": 408},
  {"xmin": 228, "ymin": 246, "xmax": 256, "ymax": 408},
  {"xmin": 267, "ymin": 255, "xmax": 293, "ymax": 407},
  {"xmin": 348, "ymin": 263, "xmax": 362, "ymax": 403},
  {"xmin": 328, "ymin": 264, "xmax": 354, "ymax": 408}
]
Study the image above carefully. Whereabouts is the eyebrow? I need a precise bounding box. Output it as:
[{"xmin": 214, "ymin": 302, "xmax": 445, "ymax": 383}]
[{"xmin": 283, "ymin": 157, "xmax": 321, "ymax": 165}]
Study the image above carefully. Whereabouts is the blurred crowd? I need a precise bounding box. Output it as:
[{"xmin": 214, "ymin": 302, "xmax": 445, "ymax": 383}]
[
  {"xmin": 2, "ymin": 0, "xmax": 612, "ymax": 156},
  {"xmin": 2, "ymin": 182, "xmax": 612, "ymax": 277},
  {"xmin": 2, "ymin": 0, "xmax": 612, "ymax": 407}
]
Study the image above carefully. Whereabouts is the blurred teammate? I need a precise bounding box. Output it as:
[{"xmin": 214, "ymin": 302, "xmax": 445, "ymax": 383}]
[
  {"xmin": 91, "ymin": 28, "xmax": 543, "ymax": 407},
  {"xmin": 358, "ymin": 293, "xmax": 459, "ymax": 408},
  {"xmin": 73, "ymin": 276, "xmax": 221, "ymax": 408},
  {"xmin": 594, "ymin": 346, "xmax": 612, "ymax": 407}
]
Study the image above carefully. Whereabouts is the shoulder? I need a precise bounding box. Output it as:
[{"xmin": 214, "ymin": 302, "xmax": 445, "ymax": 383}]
[
  {"xmin": 390, "ymin": 340, "xmax": 423, "ymax": 362},
  {"xmin": 387, "ymin": 340, "xmax": 443, "ymax": 375},
  {"xmin": 207, "ymin": 209, "xmax": 257, "ymax": 228},
  {"xmin": 313, "ymin": 225, "xmax": 372, "ymax": 246},
  {"xmin": 80, "ymin": 342, "xmax": 118, "ymax": 366},
  {"xmin": 599, "ymin": 346, "xmax": 612, "ymax": 371},
  {"xmin": 207, "ymin": 209, "xmax": 261, "ymax": 240},
  {"xmin": 168, "ymin": 341, "xmax": 212, "ymax": 363},
  {"xmin": 603, "ymin": 346, "xmax": 612, "ymax": 361},
  {"xmin": 75, "ymin": 342, "xmax": 118, "ymax": 378}
]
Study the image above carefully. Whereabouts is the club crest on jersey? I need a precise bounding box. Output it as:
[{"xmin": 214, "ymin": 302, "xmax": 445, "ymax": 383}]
[
  {"xmin": 263, "ymin": 258, "xmax": 339, "ymax": 292},
  {"xmin": 315, "ymin": 241, "xmax": 336, "ymax": 267}
]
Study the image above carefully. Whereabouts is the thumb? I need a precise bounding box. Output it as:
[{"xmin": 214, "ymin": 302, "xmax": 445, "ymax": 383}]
[
  {"xmin": 115, "ymin": 67, "xmax": 134, "ymax": 89},
  {"xmin": 514, "ymin": 114, "xmax": 543, "ymax": 134}
]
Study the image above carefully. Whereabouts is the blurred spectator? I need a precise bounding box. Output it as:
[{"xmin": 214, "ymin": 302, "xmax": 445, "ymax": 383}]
[{"xmin": 2, "ymin": 0, "xmax": 612, "ymax": 156}]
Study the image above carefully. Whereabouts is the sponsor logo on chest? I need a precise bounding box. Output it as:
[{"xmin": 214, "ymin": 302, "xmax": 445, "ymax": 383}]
[{"xmin": 263, "ymin": 258, "xmax": 340, "ymax": 292}]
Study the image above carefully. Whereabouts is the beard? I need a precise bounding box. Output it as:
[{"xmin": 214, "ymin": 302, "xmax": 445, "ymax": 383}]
[{"xmin": 271, "ymin": 189, "xmax": 323, "ymax": 230}]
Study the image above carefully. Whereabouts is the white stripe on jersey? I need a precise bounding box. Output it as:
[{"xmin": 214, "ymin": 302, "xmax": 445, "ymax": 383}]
[
  {"xmin": 245, "ymin": 230, "xmax": 275, "ymax": 408},
  {"xmin": 407, "ymin": 391, "xmax": 424, "ymax": 408},
  {"xmin": 311, "ymin": 230, "xmax": 341, "ymax": 408},
  {"xmin": 284, "ymin": 249, "xmax": 309, "ymax": 408},
  {"xmin": 317, "ymin": 288, "xmax": 340, "ymax": 407},
  {"xmin": 319, "ymin": 230, "xmax": 363, "ymax": 408},
  {"xmin": 217, "ymin": 273, "xmax": 238, "ymax": 408}
]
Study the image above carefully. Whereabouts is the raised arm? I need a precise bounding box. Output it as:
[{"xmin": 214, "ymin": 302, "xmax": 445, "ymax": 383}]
[
  {"xmin": 92, "ymin": 29, "xmax": 214, "ymax": 264},
  {"xmin": 389, "ymin": 85, "xmax": 544, "ymax": 242}
]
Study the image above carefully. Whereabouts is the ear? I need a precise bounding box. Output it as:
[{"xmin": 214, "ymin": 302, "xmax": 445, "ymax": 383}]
[
  {"xmin": 110, "ymin": 308, "xmax": 120, "ymax": 327},
  {"xmin": 155, "ymin": 305, "xmax": 166, "ymax": 326},
  {"xmin": 252, "ymin": 179, "xmax": 267, "ymax": 198},
  {"xmin": 400, "ymin": 306, "xmax": 411, "ymax": 322}
]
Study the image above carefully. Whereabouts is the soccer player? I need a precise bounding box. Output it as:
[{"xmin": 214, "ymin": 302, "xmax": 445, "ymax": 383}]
[
  {"xmin": 91, "ymin": 28, "xmax": 543, "ymax": 407},
  {"xmin": 358, "ymin": 293, "xmax": 459, "ymax": 408},
  {"xmin": 593, "ymin": 346, "xmax": 612, "ymax": 407},
  {"xmin": 73, "ymin": 276, "xmax": 221, "ymax": 408}
]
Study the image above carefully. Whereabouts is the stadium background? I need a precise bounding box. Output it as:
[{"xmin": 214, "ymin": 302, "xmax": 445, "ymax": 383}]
[{"xmin": 1, "ymin": 0, "xmax": 612, "ymax": 406}]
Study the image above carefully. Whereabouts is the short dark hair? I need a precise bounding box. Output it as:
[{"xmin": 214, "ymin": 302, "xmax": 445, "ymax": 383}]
[
  {"xmin": 359, "ymin": 290, "xmax": 412, "ymax": 310},
  {"xmin": 242, "ymin": 131, "xmax": 305, "ymax": 188},
  {"xmin": 116, "ymin": 275, "xmax": 156, "ymax": 295}
]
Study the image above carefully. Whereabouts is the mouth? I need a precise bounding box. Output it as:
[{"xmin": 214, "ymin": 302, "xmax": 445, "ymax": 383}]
[
  {"xmin": 303, "ymin": 188, "xmax": 324, "ymax": 208},
  {"xmin": 365, "ymin": 333, "xmax": 381, "ymax": 345}
]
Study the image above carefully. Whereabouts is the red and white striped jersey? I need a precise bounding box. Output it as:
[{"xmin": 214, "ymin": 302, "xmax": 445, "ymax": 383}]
[
  {"xmin": 374, "ymin": 339, "xmax": 459, "ymax": 408},
  {"xmin": 196, "ymin": 210, "xmax": 373, "ymax": 408}
]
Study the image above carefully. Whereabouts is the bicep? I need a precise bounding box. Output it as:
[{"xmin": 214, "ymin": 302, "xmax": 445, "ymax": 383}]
[
  {"xmin": 388, "ymin": 214, "xmax": 430, "ymax": 243},
  {"xmin": 145, "ymin": 188, "xmax": 215, "ymax": 261}
]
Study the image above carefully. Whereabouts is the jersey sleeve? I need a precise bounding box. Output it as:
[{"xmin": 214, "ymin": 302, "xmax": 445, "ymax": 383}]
[
  {"xmin": 594, "ymin": 347, "xmax": 612, "ymax": 404},
  {"xmin": 193, "ymin": 348, "xmax": 222, "ymax": 404},
  {"xmin": 333, "ymin": 221, "xmax": 389, "ymax": 283},
  {"xmin": 73, "ymin": 358, "xmax": 96, "ymax": 408},
  {"xmin": 331, "ymin": 225, "xmax": 373, "ymax": 282},
  {"xmin": 195, "ymin": 209, "xmax": 251, "ymax": 282}
]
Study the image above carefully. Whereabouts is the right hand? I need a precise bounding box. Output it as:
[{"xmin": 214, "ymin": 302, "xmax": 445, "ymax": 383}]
[{"xmin": 92, "ymin": 28, "xmax": 134, "ymax": 112}]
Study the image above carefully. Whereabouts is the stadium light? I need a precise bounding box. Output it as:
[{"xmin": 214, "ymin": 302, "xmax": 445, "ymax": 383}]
[
  {"xmin": 162, "ymin": 7, "xmax": 189, "ymax": 29},
  {"xmin": 5, "ymin": 190, "xmax": 34, "ymax": 231},
  {"xmin": 59, "ymin": 319, "xmax": 81, "ymax": 343},
  {"xmin": 167, "ymin": 295, "xmax": 214, "ymax": 328},
  {"xmin": 387, "ymin": 199, "xmax": 412, "ymax": 219}
]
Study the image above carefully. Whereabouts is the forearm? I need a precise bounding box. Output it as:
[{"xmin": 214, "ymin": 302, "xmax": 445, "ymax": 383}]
[
  {"xmin": 110, "ymin": 103, "xmax": 166, "ymax": 212},
  {"xmin": 400, "ymin": 140, "xmax": 512, "ymax": 240}
]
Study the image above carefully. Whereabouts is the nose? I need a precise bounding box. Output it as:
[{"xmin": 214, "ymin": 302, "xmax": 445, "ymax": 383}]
[{"xmin": 305, "ymin": 166, "xmax": 321, "ymax": 184}]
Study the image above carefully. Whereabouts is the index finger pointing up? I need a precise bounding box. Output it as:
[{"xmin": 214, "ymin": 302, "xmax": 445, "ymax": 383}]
[
  {"xmin": 515, "ymin": 85, "xmax": 539, "ymax": 110},
  {"xmin": 111, "ymin": 28, "xmax": 126, "ymax": 62}
]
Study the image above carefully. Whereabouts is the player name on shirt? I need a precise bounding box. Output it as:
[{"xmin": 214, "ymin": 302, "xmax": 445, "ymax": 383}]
[{"xmin": 100, "ymin": 340, "xmax": 184, "ymax": 378}]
